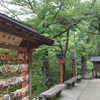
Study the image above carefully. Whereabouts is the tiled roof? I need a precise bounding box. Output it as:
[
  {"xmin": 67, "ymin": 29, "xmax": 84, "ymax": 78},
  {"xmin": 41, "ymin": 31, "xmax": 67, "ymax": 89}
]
[{"xmin": 90, "ymin": 56, "xmax": 100, "ymax": 62}]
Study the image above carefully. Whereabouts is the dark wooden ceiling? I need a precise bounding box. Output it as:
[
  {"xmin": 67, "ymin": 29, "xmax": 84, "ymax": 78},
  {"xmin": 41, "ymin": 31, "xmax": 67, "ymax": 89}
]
[{"xmin": 0, "ymin": 13, "xmax": 54, "ymax": 50}]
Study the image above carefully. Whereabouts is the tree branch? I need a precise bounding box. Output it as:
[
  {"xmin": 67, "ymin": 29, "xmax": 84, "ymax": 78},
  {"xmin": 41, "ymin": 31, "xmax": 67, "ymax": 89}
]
[
  {"xmin": 41, "ymin": 3, "xmax": 64, "ymax": 34},
  {"xmin": 54, "ymin": 18, "xmax": 83, "ymax": 38},
  {"xmin": 27, "ymin": 0, "xmax": 42, "ymax": 19},
  {"xmin": 90, "ymin": 0, "xmax": 97, "ymax": 9},
  {"xmin": 92, "ymin": 23, "xmax": 100, "ymax": 31},
  {"xmin": 52, "ymin": 3, "xmax": 64, "ymax": 21},
  {"xmin": 54, "ymin": 26, "xmax": 71, "ymax": 38},
  {"xmin": 49, "ymin": 27, "xmax": 65, "ymax": 53}
]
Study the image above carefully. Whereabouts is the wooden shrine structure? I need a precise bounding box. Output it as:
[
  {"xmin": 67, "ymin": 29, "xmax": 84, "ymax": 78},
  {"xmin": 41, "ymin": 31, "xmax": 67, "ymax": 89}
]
[
  {"xmin": 90, "ymin": 56, "xmax": 100, "ymax": 77},
  {"xmin": 0, "ymin": 12, "xmax": 54, "ymax": 100}
]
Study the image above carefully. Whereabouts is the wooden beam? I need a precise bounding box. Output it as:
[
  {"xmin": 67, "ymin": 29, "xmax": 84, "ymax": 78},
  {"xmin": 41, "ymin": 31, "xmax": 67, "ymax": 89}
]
[{"xmin": 0, "ymin": 43, "xmax": 27, "ymax": 51}]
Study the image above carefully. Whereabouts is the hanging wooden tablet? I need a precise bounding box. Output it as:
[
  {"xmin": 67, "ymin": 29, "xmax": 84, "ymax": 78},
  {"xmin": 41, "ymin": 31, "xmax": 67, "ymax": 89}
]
[
  {"xmin": 23, "ymin": 67, "xmax": 28, "ymax": 72},
  {"xmin": 18, "ymin": 66, "xmax": 21, "ymax": 73},
  {"xmin": 6, "ymin": 66, "xmax": 10, "ymax": 74},
  {"xmin": 16, "ymin": 89, "xmax": 21, "ymax": 97},
  {"xmin": 6, "ymin": 54, "xmax": 10, "ymax": 61},
  {"xmin": 10, "ymin": 55, "xmax": 13, "ymax": 61},
  {"xmin": 1, "ymin": 54, "xmax": 6, "ymax": 61},
  {"xmin": 2, "ymin": 67, "xmax": 6, "ymax": 75},
  {"xmin": 0, "ymin": 94, "xmax": 4, "ymax": 100},
  {"xmin": 10, "ymin": 92, "xmax": 14, "ymax": 100},
  {"xmin": 13, "ymin": 54, "xmax": 18, "ymax": 60},
  {"xmin": 26, "ymin": 75, "xmax": 29, "ymax": 82},
  {"xmin": 9, "ymin": 66, "xmax": 17, "ymax": 74},
  {"xmin": 21, "ymin": 64, "xmax": 28, "ymax": 72},
  {"xmin": 11, "ymin": 54, "xmax": 18, "ymax": 61},
  {"xmin": 21, "ymin": 88, "xmax": 26, "ymax": 96},
  {"xmin": 19, "ymin": 65, "xmax": 24, "ymax": 73},
  {"xmin": 4, "ymin": 52, "xmax": 10, "ymax": 61},
  {"xmin": 6, "ymin": 78, "xmax": 11, "ymax": 86},
  {"xmin": 21, "ymin": 66, "xmax": 24, "ymax": 72},
  {"xmin": 11, "ymin": 77, "xmax": 17, "ymax": 83},
  {"xmin": 10, "ymin": 77, "xmax": 17, "ymax": 86},
  {"xmin": 2, "ymin": 86, "xmax": 8, "ymax": 91}
]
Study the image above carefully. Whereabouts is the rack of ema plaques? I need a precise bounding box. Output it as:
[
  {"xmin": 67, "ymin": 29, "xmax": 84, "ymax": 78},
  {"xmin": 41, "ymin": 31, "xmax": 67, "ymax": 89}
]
[{"xmin": 0, "ymin": 51, "xmax": 29, "ymax": 100}]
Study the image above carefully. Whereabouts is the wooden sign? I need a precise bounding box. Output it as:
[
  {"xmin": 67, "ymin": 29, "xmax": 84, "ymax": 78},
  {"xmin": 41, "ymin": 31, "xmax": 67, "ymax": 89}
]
[{"xmin": 0, "ymin": 31, "xmax": 23, "ymax": 46}]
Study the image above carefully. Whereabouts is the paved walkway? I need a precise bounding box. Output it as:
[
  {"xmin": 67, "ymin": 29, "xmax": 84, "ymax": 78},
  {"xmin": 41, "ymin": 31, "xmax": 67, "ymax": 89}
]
[{"xmin": 59, "ymin": 79, "xmax": 100, "ymax": 100}]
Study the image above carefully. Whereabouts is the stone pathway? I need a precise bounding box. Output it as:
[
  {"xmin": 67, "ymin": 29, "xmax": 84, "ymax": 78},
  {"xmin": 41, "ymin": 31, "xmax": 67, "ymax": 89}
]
[
  {"xmin": 59, "ymin": 79, "xmax": 100, "ymax": 100},
  {"xmin": 78, "ymin": 79, "xmax": 100, "ymax": 100}
]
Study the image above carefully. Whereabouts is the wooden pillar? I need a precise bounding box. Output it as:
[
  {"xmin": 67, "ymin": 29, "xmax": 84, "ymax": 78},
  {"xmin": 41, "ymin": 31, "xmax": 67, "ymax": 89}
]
[
  {"xmin": 60, "ymin": 63, "xmax": 63, "ymax": 84},
  {"xmin": 72, "ymin": 59, "xmax": 76, "ymax": 78},
  {"xmin": 28, "ymin": 49, "xmax": 32, "ymax": 100}
]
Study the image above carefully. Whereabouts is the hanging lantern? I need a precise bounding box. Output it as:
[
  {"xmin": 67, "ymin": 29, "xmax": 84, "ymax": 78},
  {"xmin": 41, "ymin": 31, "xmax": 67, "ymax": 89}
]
[{"xmin": 56, "ymin": 54, "xmax": 66, "ymax": 64}]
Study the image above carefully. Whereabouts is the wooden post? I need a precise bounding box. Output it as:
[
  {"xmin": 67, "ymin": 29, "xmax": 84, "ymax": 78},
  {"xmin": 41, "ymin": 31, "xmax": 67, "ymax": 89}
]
[
  {"xmin": 72, "ymin": 59, "xmax": 76, "ymax": 78},
  {"xmin": 60, "ymin": 63, "xmax": 63, "ymax": 84},
  {"xmin": 28, "ymin": 49, "xmax": 32, "ymax": 100}
]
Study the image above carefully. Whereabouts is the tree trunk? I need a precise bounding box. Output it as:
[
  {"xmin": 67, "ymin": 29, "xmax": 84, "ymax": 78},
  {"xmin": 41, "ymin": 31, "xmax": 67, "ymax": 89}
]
[
  {"xmin": 42, "ymin": 49, "xmax": 50, "ymax": 89},
  {"xmin": 63, "ymin": 63, "xmax": 66, "ymax": 82},
  {"xmin": 81, "ymin": 56, "xmax": 87, "ymax": 76}
]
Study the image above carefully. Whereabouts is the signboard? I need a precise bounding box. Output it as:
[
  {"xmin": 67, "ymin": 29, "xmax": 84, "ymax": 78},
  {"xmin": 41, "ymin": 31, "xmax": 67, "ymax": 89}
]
[{"xmin": 0, "ymin": 31, "xmax": 23, "ymax": 46}]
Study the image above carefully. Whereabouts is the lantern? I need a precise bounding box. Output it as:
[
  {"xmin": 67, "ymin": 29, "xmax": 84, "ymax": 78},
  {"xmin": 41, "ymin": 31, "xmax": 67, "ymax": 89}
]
[
  {"xmin": 57, "ymin": 54, "xmax": 66, "ymax": 84},
  {"xmin": 57, "ymin": 54, "xmax": 66, "ymax": 64}
]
